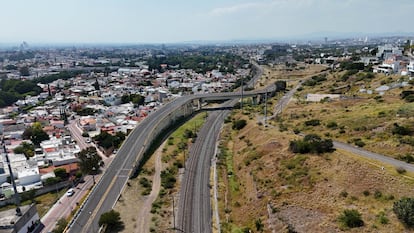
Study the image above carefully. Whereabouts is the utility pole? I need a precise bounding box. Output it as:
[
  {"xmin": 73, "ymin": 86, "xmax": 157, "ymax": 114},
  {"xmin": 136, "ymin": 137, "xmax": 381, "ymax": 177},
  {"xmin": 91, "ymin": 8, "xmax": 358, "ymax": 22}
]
[
  {"xmin": 2, "ymin": 138, "xmax": 21, "ymax": 216},
  {"xmin": 264, "ymin": 92, "xmax": 268, "ymax": 126},
  {"xmin": 183, "ymin": 150, "xmax": 186, "ymax": 170},
  {"xmin": 172, "ymin": 194, "xmax": 176, "ymax": 232},
  {"xmin": 241, "ymin": 78, "xmax": 244, "ymax": 111}
]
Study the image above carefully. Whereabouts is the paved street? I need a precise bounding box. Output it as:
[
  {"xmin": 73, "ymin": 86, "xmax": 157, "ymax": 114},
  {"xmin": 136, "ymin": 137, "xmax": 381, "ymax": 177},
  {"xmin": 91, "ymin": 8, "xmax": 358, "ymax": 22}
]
[
  {"xmin": 40, "ymin": 119, "xmax": 112, "ymax": 232},
  {"xmin": 41, "ymin": 176, "xmax": 93, "ymax": 232}
]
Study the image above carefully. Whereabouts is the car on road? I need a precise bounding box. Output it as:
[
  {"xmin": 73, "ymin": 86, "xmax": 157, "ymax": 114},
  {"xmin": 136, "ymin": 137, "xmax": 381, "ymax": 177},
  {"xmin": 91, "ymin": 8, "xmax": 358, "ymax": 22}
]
[
  {"xmin": 86, "ymin": 138, "xmax": 91, "ymax": 143},
  {"xmin": 66, "ymin": 188, "xmax": 75, "ymax": 197}
]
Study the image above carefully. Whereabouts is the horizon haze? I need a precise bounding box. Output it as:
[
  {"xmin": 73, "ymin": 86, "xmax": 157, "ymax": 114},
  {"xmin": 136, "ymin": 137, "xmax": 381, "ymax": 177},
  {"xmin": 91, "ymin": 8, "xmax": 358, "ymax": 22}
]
[{"xmin": 0, "ymin": 0, "xmax": 413, "ymax": 44}]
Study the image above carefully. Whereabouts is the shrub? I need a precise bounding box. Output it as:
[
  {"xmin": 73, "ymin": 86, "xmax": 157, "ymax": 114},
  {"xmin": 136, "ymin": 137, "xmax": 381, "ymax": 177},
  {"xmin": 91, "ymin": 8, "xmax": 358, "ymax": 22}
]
[
  {"xmin": 392, "ymin": 123, "xmax": 412, "ymax": 136},
  {"xmin": 363, "ymin": 190, "xmax": 370, "ymax": 196},
  {"xmin": 353, "ymin": 138, "xmax": 365, "ymax": 147},
  {"xmin": 396, "ymin": 166, "xmax": 407, "ymax": 174},
  {"xmin": 398, "ymin": 154, "xmax": 414, "ymax": 163},
  {"xmin": 340, "ymin": 191, "xmax": 348, "ymax": 198},
  {"xmin": 326, "ymin": 121, "xmax": 338, "ymax": 129},
  {"xmin": 393, "ymin": 197, "xmax": 414, "ymax": 227},
  {"xmin": 374, "ymin": 190, "xmax": 383, "ymax": 199},
  {"xmin": 139, "ymin": 177, "xmax": 152, "ymax": 188},
  {"xmin": 232, "ymin": 119, "xmax": 247, "ymax": 130},
  {"xmin": 338, "ymin": 209, "xmax": 364, "ymax": 228},
  {"xmin": 377, "ymin": 211, "xmax": 389, "ymax": 225},
  {"xmin": 400, "ymin": 90, "xmax": 414, "ymax": 102},
  {"xmin": 160, "ymin": 168, "xmax": 177, "ymax": 189},
  {"xmin": 289, "ymin": 134, "xmax": 334, "ymax": 154},
  {"xmin": 304, "ymin": 119, "xmax": 320, "ymax": 126}
]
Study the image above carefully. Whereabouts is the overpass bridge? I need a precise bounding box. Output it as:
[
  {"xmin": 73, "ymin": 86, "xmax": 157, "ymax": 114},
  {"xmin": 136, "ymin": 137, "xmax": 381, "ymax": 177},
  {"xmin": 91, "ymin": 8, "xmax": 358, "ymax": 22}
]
[{"xmin": 66, "ymin": 85, "xmax": 276, "ymax": 233}]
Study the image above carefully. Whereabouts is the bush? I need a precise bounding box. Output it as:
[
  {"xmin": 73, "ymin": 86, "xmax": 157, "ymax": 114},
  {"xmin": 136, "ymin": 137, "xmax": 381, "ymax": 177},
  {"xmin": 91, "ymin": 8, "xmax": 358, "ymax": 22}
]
[
  {"xmin": 396, "ymin": 166, "xmax": 407, "ymax": 174},
  {"xmin": 398, "ymin": 154, "xmax": 414, "ymax": 163},
  {"xmin": 353, "ymin": 138, "xmax": 365, "ymax": 147},
  {"xmin": 393, "ymin": 197, "xmax": 414, "ymax": 227},
  {"xmin": 377, "ymin": 211, "xmax": 389, "ymax": 225},
  {"xmin": 232, "ymin": 119, "xmax": 247, "ymax": 130},
  {"xmin": 304, "ymin": 119, "xmax": 320, "ymax": 126},
  {"xmin": 161, "ymin": 168, "xmax": 177, "ymax": 189},
  {"xmin": 392, "ymin": 123, "xmax": 412, "ymax": 136},
  {"xmin": 289, "ymin": 134, "xmax": 334, "ymax": 154},
  {"xmin": 326, "ymin": 121, "xmax": 338, "ymax": 129},
  {"xmin": 340, "ymin": 191, "xmax": 348, "ymax": 198},
  {"xmin": 401, "ymin": 90, "xmax": 414, "ymax": 102},
  {"xmin": 374, "ymin": 190, "xmax": 382, "ymax": 199},
  {"xmin": 338, "ymin": 209, "xmax": 364, "ymax": 228},
  {"xmin": 139, "ymin": 177, "xmax": 152, "ymax": 188}
]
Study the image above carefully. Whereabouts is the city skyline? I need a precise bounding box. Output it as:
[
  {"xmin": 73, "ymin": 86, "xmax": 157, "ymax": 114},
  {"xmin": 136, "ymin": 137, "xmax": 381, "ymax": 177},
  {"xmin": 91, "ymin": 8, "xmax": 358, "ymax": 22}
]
[{"xmin": 0, "ymin": 0, "xmax": 413, "ymax": 44}]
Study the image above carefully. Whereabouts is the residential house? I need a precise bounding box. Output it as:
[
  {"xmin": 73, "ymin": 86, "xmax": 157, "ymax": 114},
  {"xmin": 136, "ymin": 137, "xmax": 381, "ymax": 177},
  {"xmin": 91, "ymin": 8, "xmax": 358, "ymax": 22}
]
[{"xmin": 79, "ymin": 117, "xmax": 97, "ymax": 132}]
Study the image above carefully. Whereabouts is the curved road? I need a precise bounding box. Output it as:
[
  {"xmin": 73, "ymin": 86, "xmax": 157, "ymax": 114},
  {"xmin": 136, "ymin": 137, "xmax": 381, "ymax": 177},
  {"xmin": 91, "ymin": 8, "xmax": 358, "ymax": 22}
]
[{"xmin": 333, "ymin": 141, "xmax": 414, "ymax": 172}]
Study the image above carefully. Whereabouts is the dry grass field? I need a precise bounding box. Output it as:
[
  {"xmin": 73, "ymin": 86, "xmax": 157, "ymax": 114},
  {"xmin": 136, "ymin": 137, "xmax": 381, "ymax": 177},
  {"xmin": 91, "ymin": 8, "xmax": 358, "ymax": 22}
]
[{"xmin": 217, "ymin": 111, "xmax": 414, "ymax": 232}]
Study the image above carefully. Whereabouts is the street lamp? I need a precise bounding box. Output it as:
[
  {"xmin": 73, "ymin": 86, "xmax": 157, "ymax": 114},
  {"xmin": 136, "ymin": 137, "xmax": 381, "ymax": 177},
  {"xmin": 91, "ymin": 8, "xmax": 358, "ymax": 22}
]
[{"xmin": 92, "ymin": 167, "xmax": 96, "ymax": 185}]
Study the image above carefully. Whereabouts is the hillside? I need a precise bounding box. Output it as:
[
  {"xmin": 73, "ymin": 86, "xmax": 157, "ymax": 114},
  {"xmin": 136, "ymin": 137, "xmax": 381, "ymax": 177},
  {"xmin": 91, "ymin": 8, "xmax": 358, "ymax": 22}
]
[{"xmin": 216, "ymin": 64, "xmax": 414, "ymax": 232}]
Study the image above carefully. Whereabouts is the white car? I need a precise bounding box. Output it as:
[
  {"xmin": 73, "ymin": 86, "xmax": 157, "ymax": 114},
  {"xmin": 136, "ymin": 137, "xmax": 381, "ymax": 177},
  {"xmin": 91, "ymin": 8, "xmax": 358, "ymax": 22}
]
[{"xmin": 66, "ymin": 188, "xmax": 75, "ymax": 197}]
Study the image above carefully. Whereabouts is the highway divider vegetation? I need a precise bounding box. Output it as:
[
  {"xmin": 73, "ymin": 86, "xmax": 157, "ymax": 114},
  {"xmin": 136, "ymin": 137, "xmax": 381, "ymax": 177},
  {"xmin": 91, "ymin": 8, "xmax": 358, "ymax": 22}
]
[{"xmin": 146, "ymin": 113, "xmax": 206, "ymax": 230}]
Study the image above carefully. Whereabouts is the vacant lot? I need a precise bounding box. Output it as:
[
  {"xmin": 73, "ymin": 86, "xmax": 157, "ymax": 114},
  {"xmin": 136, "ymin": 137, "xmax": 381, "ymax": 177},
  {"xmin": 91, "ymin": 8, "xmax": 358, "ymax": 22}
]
[{"xmin": 217, "ymin": 111, "xmax": 414, "ymax": 232}]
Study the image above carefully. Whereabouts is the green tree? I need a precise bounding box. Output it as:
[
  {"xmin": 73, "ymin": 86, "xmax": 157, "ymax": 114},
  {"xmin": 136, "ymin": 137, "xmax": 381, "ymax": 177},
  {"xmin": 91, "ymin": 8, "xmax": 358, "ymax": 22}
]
[
  {"xmin": 393, "ymin": 197, "xmax": 414, "ymax": 227},
  {"xmin": 93, "ymin": 131, "xmax": 125, "ymax": 149},
  {"xmin": 338, "ymin": 209, "xmax": 364, "ymax": 228},
  {"xmin": 19, "ymin": 66, "xmax": 30, "ymax": 76},
  {"xmin": 22, "ymin": 122, "xmax": 50, "ymax": 145},
  {"xmin": 275, "ymin": 80, "xmax": 287, "ymax": 92},
  {"xmin": 13, "ymin": 142, "xmax": 35, "ymax": 158},
  {"xmin": 54, "ymin": 168, "xmax": 68, "ymax": 180},
  {"xmin": 99, "ymin": 210, "xmax": 124, "ymax": 232},
  {"xmin": 77, "ymin": 147, "xmax": 102, "ymax": 175},
  {"xmin": 232, "ymin": 119, "xmax": 247, "ymax": 130}
]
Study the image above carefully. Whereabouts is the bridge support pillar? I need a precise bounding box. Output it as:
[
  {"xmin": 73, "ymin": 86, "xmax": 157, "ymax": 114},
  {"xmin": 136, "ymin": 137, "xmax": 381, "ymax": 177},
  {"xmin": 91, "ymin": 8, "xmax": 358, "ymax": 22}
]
[
  {"xmin": 252, "ymin": 95, "xmax": 259, "ymax": 105},
  {"xmin": 197, "ymin": 99, "xmax": 202, "ymax": 110}
]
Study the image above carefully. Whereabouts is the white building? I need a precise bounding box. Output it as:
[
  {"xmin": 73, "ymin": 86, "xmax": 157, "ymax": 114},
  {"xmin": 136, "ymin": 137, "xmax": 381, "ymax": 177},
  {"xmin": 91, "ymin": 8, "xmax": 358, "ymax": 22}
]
[
  {"xmin": 306, "ymin": 94, "xmax": 341, "ymax": 102},
  {"xmin": 408, "ymin": 61, "xmax": 414, "ymax": 76},
  {"xmin": 18, "ymin": 168, "xmax": 41, "ymax": 186}
]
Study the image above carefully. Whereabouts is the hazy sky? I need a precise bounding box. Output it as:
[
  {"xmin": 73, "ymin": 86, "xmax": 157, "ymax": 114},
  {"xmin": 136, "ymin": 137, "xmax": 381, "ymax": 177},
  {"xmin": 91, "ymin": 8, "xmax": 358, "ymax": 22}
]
[{"xmin": 0, "ymin": 0, "xmax": 412, "ymax": 43}]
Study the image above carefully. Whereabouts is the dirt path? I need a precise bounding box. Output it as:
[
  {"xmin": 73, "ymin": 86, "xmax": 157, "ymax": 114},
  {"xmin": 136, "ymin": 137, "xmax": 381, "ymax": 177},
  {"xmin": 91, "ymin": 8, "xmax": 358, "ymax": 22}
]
[{"xmin": 135, "ymin": 142, "xmax": 164, "ymax": 233}]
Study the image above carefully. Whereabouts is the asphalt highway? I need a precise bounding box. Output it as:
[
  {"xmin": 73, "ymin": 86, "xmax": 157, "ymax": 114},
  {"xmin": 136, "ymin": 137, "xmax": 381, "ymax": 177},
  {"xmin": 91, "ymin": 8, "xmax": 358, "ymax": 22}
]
[{"xmin": 67, "ymin": 97, "xmax": 191, "ymax": 233}]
